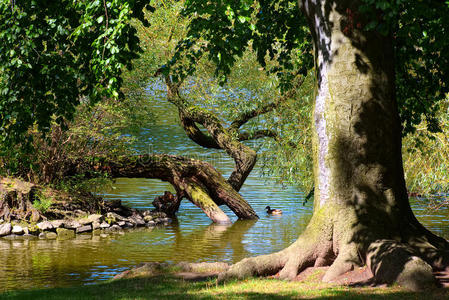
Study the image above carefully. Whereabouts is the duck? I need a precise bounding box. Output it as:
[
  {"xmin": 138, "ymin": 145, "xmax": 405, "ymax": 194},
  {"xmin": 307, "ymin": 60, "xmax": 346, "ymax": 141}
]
[{"xmin": 265, "ymin": 206, "xmax": 283, "ymax": 215}]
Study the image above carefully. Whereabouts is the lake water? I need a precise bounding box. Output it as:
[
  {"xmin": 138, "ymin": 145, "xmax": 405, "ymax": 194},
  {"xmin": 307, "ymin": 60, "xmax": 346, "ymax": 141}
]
[{"xmin": 0, "ymin": 97, "xmax": 448, "ymax": 292}]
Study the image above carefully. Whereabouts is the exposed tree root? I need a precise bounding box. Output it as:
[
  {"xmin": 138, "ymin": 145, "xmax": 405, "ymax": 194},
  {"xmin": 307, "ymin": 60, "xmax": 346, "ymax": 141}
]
[
  {"xmin": 367, "ymin": 239, "xmax": 435, "ymax": 290},
  {"xmin": 322, "ymin": 243, "xmax": 360, "ymax": 282},
  {"xmin": 218, "ymin": 209, "xmax": 449, "ymax": 290}
]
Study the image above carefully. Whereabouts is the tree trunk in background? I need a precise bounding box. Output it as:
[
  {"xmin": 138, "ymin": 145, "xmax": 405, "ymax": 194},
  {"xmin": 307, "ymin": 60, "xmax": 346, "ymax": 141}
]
[
  {"xmin": 0, "ymin": 178, "xmax": 41, "ymax": 222},
  {"xmin": 219, "ymin": 0, "xmax": 449, "ymax": 289}
]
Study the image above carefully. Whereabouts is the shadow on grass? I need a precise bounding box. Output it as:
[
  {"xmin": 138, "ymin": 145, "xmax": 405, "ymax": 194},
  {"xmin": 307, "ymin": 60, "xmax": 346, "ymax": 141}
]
[{"xmin": 1, "ymin": 276, "xmax": 448, "ymax": 300}]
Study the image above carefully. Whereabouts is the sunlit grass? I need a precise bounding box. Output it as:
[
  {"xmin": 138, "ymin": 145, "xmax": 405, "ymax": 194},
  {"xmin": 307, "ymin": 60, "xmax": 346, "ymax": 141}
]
[{"xmin": 1, "ymin": 275, "xmax": 448, "ymax": 300}]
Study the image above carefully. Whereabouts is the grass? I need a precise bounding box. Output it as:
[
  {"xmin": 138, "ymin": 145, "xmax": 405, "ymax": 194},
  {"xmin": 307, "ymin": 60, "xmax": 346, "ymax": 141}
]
[{"xmin": 1, "ymin": 275, "xmax": 449, "ymax": 300}]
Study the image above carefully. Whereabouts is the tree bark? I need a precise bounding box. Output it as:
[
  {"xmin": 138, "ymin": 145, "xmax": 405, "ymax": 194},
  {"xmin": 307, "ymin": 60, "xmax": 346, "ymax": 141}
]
[
  {"xmin": 88, "ymin": 154, "xmax": 258, "ymax": 224},
  {"xmin": 0, "ymin": 178, "xmax": 41, "ymax": 222},
  {"xmin": 165, "ymin": 78, "xmax": 258, "ymax": 192},
  {"xmin": 219, "ymin": 0, "xmax": 449, "ymax": 290}
]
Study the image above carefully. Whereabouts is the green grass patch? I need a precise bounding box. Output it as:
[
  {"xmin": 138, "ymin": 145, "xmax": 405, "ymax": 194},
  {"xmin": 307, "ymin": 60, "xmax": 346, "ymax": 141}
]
[{"xmin": 1, "ymin": 276, "xmax": 448, "ymax": 300}]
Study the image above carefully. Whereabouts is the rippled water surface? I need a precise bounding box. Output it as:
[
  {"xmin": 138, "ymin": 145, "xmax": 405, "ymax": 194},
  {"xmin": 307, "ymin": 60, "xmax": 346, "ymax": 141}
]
[{"xmin": 1, "ymin": 97, "xmax": 448, "ymax": 291}]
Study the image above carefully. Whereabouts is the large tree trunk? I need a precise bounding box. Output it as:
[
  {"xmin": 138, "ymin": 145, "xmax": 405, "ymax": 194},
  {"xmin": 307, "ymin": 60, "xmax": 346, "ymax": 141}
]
[{"xmin": 219, "ymin": 0, "xmax": 449, "ymax": 290}]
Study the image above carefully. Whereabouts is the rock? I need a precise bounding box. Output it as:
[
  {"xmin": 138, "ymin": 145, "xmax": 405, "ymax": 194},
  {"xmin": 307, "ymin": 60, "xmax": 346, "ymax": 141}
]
[
  {"xmin": 143, "ymin": 215, "xmax": 153, "ymax": 222},
  {"xmin": 46, "ymin": 232, "xmax": 57, "ymax": 239},
  {"xmin": 74, "ymin": 209, "xmax": 87, "ymax": 217},
  {"xmin": 50, "ymin": 220, "xmax": 65, "ymax": 228},
  {"xmin": 28, "ymin": 225, "xmax": 39, "ymax": 235},
  {"xmin": 11, "ymin": 225, "xmax": 23, "ymax": 235},
  {"xmin": 112, "ymin": 262, "xmax": 169, "ymax": 280},
  {"xmin": 23, "ymin": 227, "xmax": 29, "ymax": 235},
  {"xmin": 0, "ymin": 223, "xmax": 12, "ymax": 236},
  {"xmin": 88, "ymin": 214, "xmax": 103, "ymax": 223},
  {"xmin": 124, "ymin": 222, "xmax": 134, "ymax": 228},
  {"xmin": 38, "ymin": 232, "xmax": 46, "ymax": 239},
  {"xmin": 146, "ymin": 221, "xmax": 156, "ymax": 226},
  {"xmin": 56, "ymin": 228, "xmax": 75, "ymax": 239},
  {"xmin": 64, "ymin": 220, "xmax": 81, "ymax": 230},
  {"xmin": 30, "ymin": 210, "xmax": 41, "ymax": 223},
  {"xmin": 152, "ymin": 212, "xmax": 167, "ymax": 218},
  {"xmin": 78, "ymin": 218, "xmax": 92, "ymax": 226},
  {"xmin": 92, "ymin": 221, "xmax": 101, "ymax": 230},
  {"xmin": 0, "ymin": 218, "xmax": 4, "ymax": 224},
  {"xmin": 142, "ymin": 210, "xmax": 152, "ymax": 217},
  {"xmin": 76, "ymin": 225, "xmax": 92, "ymax": 233},
  {"xmin": 37, "ymin": 221, "xmax": 54, "ymax": 231},
  {"xmin": 106, "ymin": 212, "xmax": 127, "ymax": 224},
  {"xmin": 93, "ymin": 229, "xmax": 101, "ymax": 235},
  {"xmin": 117, "ymin": 221, "xmax": 126, "ymax": 227},
  {"xmin": 108, "ymin": 224, "xmax": 121, "ymax": 231},
  {"xmin": 128, "ymin": 215, "xmax": 145, "ymax": 226},
  {"xmin": 100, "ymin": 222, "xmax": 110, "ymax": 229},
  {"xmin": 79, "ymin": 214, "xmax": 103, "ymax": 225}
]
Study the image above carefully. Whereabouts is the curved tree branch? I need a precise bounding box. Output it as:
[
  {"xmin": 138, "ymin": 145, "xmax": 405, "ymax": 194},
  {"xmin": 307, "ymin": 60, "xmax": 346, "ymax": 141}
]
[
  {"xmin": 179, "ymin": 111, "xmax": 221, "ymax": 149},
  {"xmin": 163, "ymin": 76, "xmax": 257, "ymax": 191},
  {"xmin": 81, "ymin": 154, "xmax": 259, "ymax": 223}
]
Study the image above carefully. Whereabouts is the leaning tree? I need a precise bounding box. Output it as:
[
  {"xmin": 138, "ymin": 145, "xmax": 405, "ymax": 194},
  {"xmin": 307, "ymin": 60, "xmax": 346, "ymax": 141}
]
[
  {"xmin": 0, "ymin": 0, "xmax": 291, "ymax": 224},
  {"xmin": 170, "ymin": 0, "xmax": 449, "ymax": 289}
]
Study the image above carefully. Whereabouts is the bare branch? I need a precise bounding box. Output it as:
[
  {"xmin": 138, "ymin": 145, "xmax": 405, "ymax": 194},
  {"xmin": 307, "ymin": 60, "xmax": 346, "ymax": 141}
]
[{"xmin": 238, "ymin": 129, "xmax": 278, "ymax": 141}]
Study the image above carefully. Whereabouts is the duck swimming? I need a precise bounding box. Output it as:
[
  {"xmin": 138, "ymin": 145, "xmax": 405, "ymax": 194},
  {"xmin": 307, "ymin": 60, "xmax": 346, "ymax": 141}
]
[{"xmin": 265, "ymin": 206, "xmax": 283, "ymax": 215}]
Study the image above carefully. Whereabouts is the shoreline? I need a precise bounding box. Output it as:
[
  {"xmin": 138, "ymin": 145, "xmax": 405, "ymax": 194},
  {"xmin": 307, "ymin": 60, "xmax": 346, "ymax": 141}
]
[{"xmin": 0, "ymin": 176, "xmax": 172, "ymax": 240}]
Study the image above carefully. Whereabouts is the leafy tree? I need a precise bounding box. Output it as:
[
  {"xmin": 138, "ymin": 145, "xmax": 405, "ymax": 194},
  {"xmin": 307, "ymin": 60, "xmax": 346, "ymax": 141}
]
[
  {"xmin": 0, "ymin": 0, "xmax": 149, "ymax": 147},
  {"xmin": 170, "ymin": 0, "xmax": 449, "ymax": 288}
]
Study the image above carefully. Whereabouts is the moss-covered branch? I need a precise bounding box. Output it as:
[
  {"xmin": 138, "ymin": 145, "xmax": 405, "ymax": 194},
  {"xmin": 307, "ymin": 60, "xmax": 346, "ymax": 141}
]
[{"xmin": 85, "ymin": 154, "xmax": 258, "ymax": 222}]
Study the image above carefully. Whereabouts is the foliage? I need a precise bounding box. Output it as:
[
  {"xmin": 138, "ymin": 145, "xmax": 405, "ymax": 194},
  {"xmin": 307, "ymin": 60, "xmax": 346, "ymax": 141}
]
[
  {"xmin": 0, "ymin": 95, "xmax": 153, "ymax": 186},
  {"xmin": 258, "ymin": 73, "xmax": 315, "ymax": 193},
  {"xmin": 1, "ymin": 0, "xmax": 448, "ymax": 198},
  {"xmin": 0, "ymin": 0, "xmax": 150, "ymax": 146},
  {"xmin": 394, "ymin": 0, "xmax": 449, "ymax": 136},
  {"xmin": 168, "ymin": 0, "xmax": 449, "ymax": 137},
  {"xmin": 126, "ymin": 1, "xmax": 314, "ymax": 192},
  {"xmin": 165, "ymin": 0, "xmax": 313, "ymax": 90},
  {"xmin": 32, "ymin": 190, "xmax": 53, "ymax": 213},
  {"xmin": 403, "ymin": 95, "xmax": 449, "ymax": 195}
]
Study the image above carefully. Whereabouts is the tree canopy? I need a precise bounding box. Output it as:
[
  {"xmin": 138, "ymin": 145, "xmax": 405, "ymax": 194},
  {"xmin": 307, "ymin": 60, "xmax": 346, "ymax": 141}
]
[
  {"xmin": 0, "ymin": 0, "xmax": 150, "ymax": 146},
  {"xmin": 168, "ymin": 0, "xmax": 449, "ymax": 136},
  {"xmin": 1, "ymin": 0, "xmax": 447, "ymax": 145}
]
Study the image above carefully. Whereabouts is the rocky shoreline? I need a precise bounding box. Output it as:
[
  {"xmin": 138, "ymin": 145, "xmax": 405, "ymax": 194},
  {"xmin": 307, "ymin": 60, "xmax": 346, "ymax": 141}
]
[
  {"xmin": 0, "ymin": 177, "xmax": 174, "ymax": 240},
  {"xmin": 0, "ymin": 209, "xmax": 172, "ymax": 240}
]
